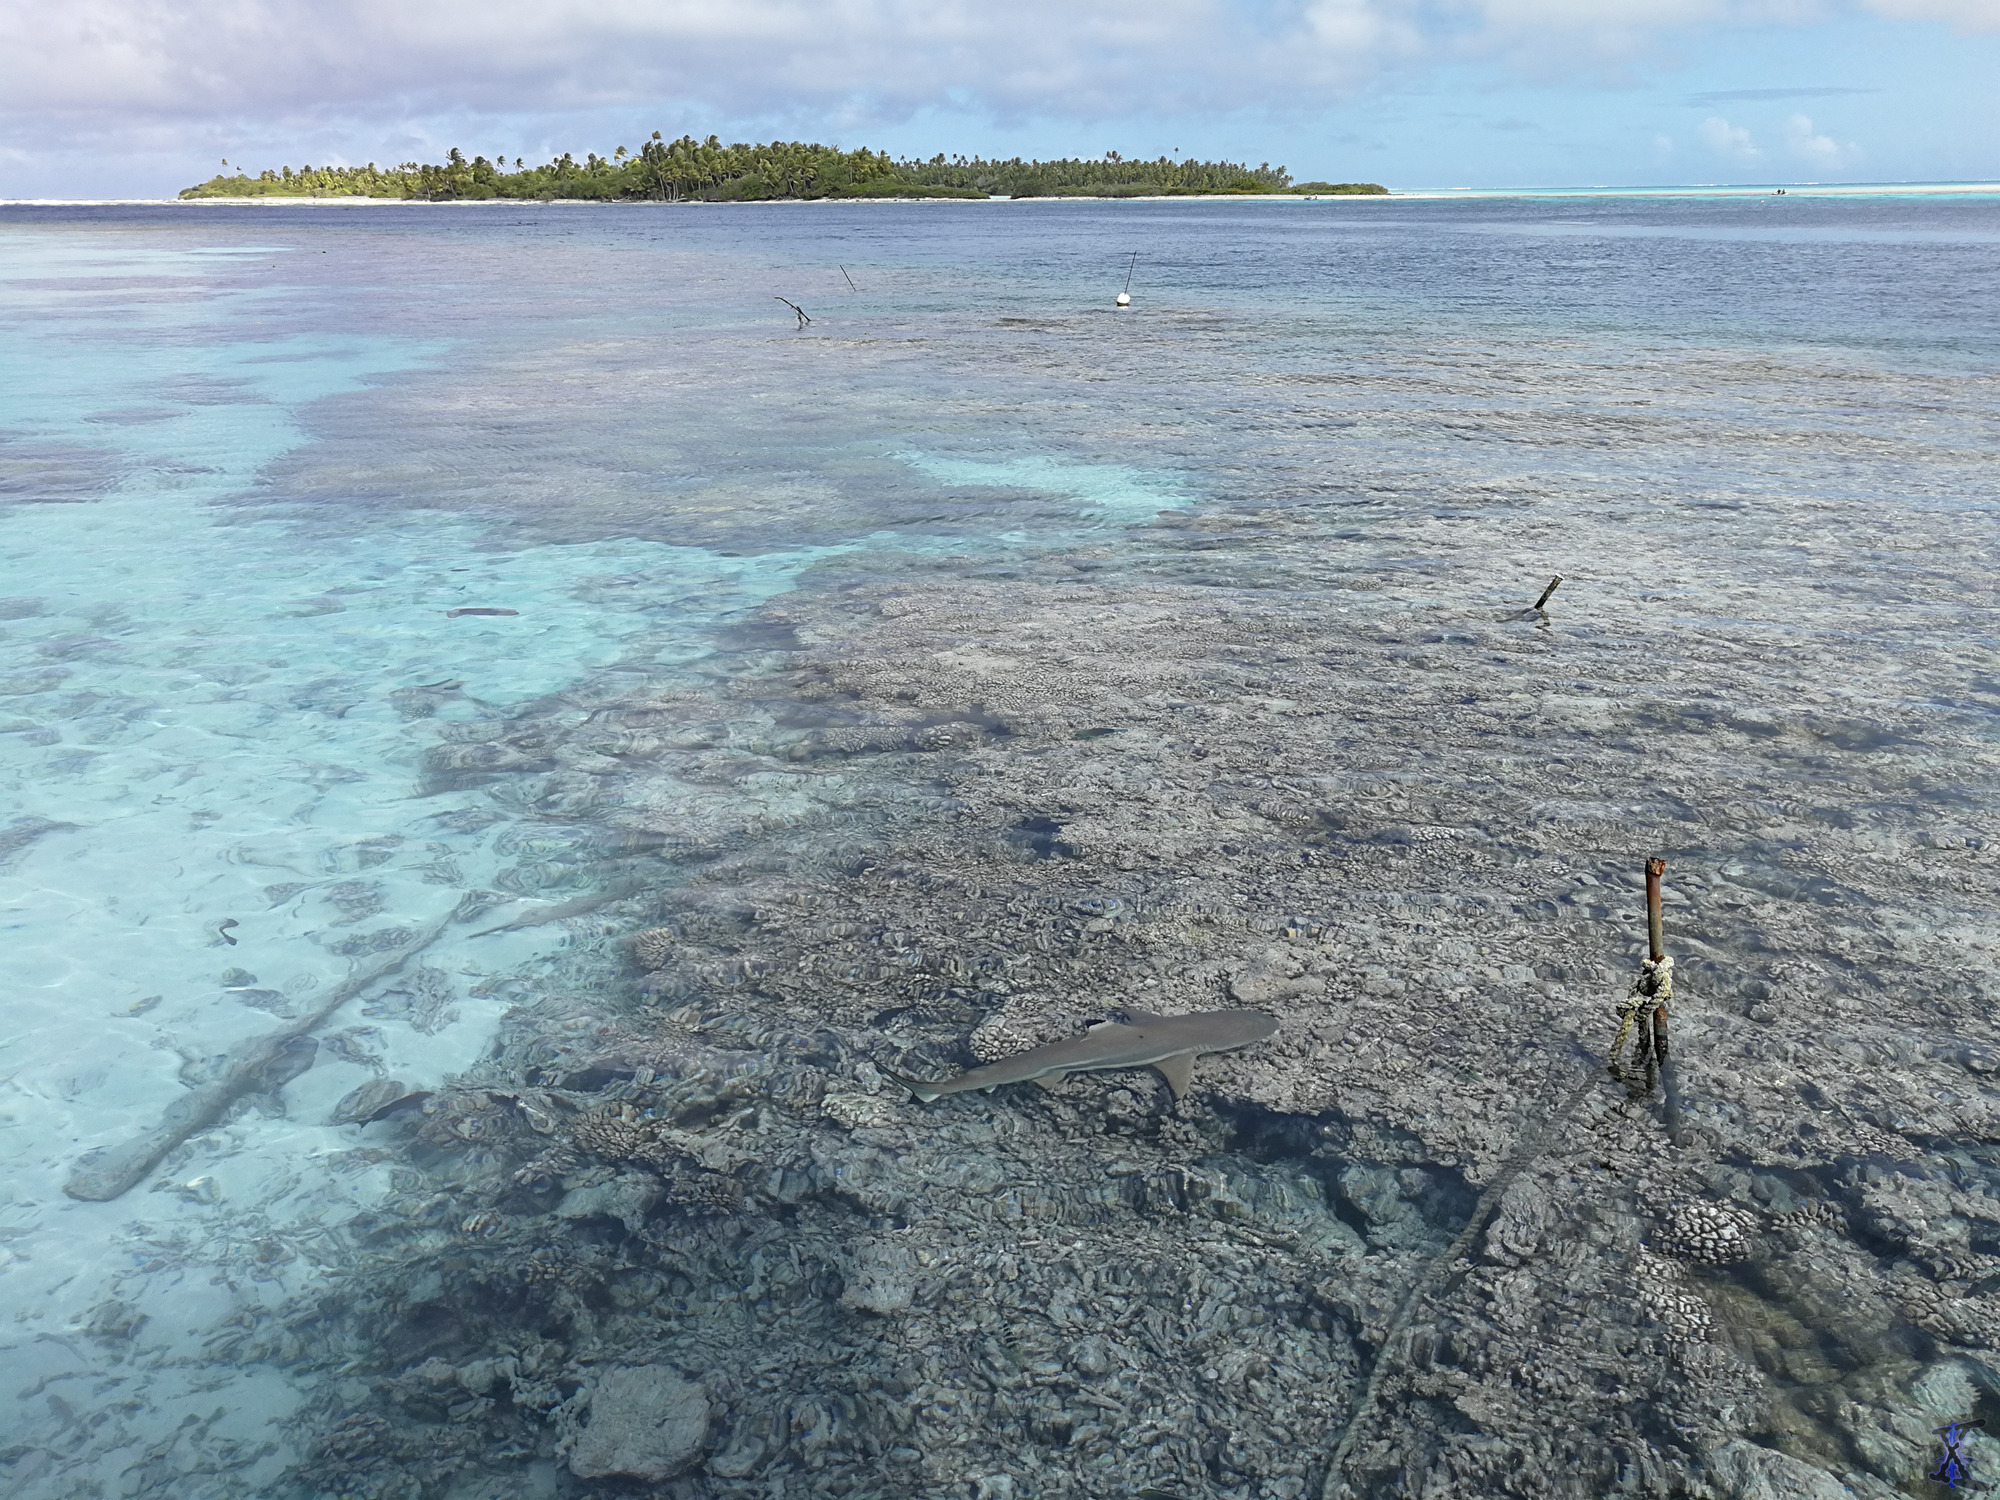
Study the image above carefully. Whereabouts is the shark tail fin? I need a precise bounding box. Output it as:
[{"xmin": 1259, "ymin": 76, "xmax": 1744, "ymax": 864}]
[{"xmin": 883, "ymin": 1068, "xmax": 946, "ymax": 1104}]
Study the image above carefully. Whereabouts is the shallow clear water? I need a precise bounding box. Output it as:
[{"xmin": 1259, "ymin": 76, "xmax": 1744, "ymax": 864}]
[{"xmin": 1, "ymin": 196, "xmax": 1996, "ymax": 1498}]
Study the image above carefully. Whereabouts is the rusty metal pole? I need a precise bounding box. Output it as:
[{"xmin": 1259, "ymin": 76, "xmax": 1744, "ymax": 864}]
[
  {"xmin": 1638, "ymin": 857, "xmax": 1666, "ymax": 1085},
  {"xmin": 1645, "ymin": 857, "xmax": 1666, "ymax": 963}
]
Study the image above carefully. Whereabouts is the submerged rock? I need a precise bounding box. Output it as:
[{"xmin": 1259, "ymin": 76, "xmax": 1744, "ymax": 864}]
[
  {"xmin": 1653, "ymin": 1198, "xmax": 1757, "ymax": 1264},
  {"xmin": 820, "ymin": 1090, "xmax": 900, "ymax": 1130},
  {"xmin": 1701, "ymin": 1439, "xmax": 1856, "ymax": 1500},
  {"xmin": 838, "ymin": 1239, "xmax": 919, "ymax": 1315},
  {"xmin": 556, "ymin": 1172, "xmax": 660, "ymax": 1234},
  {"xmin": 630, "ymin": 925, "xmax": 677, "ymax": 968},
  {"xmin": 566, "ymin": 1366, "xmax": 709, "ymax": 1481}
]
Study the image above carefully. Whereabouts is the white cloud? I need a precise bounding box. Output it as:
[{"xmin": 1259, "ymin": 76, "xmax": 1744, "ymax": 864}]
[
  {"xmin": 0, "ymin": 0, "xmax": 1950, "ymax": 176},
  {"xmin": 0, "ymin": 0, "xmax": 1883, "ymax": 143},
  {"xmin": 1782, "ymin": 111, "xmax": 1845, "ymax": 165},
  {"xmin": 1699, "ymin": 115, "xmax": 1761, "ymax": 157},
  {"xmin": 0, "ymin": 0, "xmax": 1360, "ymax": 130},
  {"xmin": 1442, "ymin": 0, "xmax": 1835, "ymax": 77},
  {"xmin": 1860, "ymin": 0, "xmax": 2000, "ymax": 28}
]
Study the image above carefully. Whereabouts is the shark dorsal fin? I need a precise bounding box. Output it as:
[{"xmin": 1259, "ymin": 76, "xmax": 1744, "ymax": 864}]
[{"xmin": 1152, "ymin": 1053, "xmax": 1196, "ymax": 1099}]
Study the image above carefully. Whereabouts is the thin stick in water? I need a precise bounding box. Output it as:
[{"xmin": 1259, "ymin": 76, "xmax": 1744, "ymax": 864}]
[
  {"xmin": 775, "ymin": 296, "xmax": 812, "ymax": 328},
  {"xmin": 1533, "ymin": 575, "xmax": 1564, "ymax": 611},
  {"xmin": 64, "ymin": 914, "xmax": 453, "ymax": 1201},
  {"xmin": 839, "ymin": 266, "xmax": 857, "ymax": 292}
]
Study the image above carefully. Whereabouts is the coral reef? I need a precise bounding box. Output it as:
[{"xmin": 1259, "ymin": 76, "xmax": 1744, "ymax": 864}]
[
  {"xmin": 244, "ymin": 530, "xmax": 2000, "ymax": 1499},
  {"xmin": 630, "ymin": 926, "xmax": 678, "ymax": 970},
  {"xmin": 1652, "ymin": 1200, "xmax": 1758, "ymax": 1265}
]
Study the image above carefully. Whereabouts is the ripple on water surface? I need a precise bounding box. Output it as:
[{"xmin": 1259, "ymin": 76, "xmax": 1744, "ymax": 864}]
[{"xmin": 2, "ymin": 199, "xmax": 1997, "ymax": 1500}]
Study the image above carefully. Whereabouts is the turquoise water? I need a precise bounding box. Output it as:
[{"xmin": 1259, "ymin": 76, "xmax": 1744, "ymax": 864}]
[
  {"xmin": 0, "ymin": 230, "xmax": 861, "ymax": 1496},
  {"xmin": 0, "ymin": 209, "xmax": 1206, "ymax": 1497},
  {"xmin": 1, "ymin": 197, "xmax": 1997, "ymax": 1497}
]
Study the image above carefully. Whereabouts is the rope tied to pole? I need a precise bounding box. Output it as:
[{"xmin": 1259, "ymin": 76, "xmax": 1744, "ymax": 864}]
[
  {"xmin": 1608, "ymin": 953, "xmax": 1672, "ymax": 1091},
  {"xmin": 1610, "ymin": 954, "xmax": 1672, "ymax": 1054}
]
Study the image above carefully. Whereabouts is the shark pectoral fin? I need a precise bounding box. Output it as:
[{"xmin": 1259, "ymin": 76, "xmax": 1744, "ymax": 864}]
[
  {"xmin": 883, "ymin": 1068, "xmax": 946, "ymax": 1104},
  {"xmin": 1032, "ymin": 1072, "xmax": 1070, "ymax": 1091},
  {"xmin": 1153, "ymin": 1053, "xmax": 1197, "ymax": 1100}
]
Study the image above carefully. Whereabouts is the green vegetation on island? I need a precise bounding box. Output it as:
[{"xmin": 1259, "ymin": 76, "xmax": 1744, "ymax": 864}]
[
  {"xmin": 179, "ymin": 136, "xmax": 1386, "ymax": 202},
  {"xmin": 1288, "ymin": 181, "xmax": 1391, "ymax": 195},
  {"xmin": 900, "ymin": 152, "xmax": 1290, "ymax": 198}
]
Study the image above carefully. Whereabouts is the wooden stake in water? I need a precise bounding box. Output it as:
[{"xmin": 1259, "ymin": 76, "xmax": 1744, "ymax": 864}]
[
  {"xmin": 65, "ymin": 915, "xmax": 452, "ymax": 1200},
  {"xmin": 840, "ymin": 265, "xmax": 857, "ymax": 292},
  {"xmin": 775, "ymin": 296, "xmax": 811, "ymax": 328},
  {"xmin": 1533, "ymin": 575, "xmax": 1564, "ymax": 611}
]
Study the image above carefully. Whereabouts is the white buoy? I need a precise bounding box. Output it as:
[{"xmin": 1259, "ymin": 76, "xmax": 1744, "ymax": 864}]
[
  {"xmin": 1115, "ymin": 292, "xmax": 1130, "ymax": 307},
  {"xmin": 1116, "ymin": 250, "xmax": 1137, "ymax": 307}
]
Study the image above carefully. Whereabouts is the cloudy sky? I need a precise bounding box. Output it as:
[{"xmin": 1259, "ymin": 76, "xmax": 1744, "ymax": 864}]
[{"xmin": 2, "ymin": 0, "xmax": 1996, "ymax": 196}]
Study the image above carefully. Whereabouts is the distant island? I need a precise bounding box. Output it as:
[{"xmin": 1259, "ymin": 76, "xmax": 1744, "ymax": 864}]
[{"xmin": 179, "ymin": 136, "xmax": 1387, "ymax": 202}]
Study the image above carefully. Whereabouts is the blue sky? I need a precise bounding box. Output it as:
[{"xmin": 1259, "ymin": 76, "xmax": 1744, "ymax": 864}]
[{"xmin": 1, "ymin": 0, "xmax": 1995, "ymax": 196}]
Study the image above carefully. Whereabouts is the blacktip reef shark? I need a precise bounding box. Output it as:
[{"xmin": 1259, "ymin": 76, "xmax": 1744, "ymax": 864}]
[{"xmin": 888, "ymin": 1007, "xmax": 1279, "ymax": 1103}]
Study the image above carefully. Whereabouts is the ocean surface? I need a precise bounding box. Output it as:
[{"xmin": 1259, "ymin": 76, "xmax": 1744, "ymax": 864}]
[{"xmin": 1, "ymin": 195, "xmax": 1997, "ymax": 1499}]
